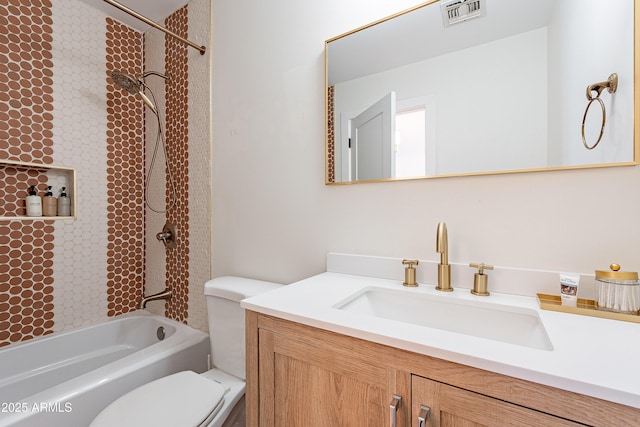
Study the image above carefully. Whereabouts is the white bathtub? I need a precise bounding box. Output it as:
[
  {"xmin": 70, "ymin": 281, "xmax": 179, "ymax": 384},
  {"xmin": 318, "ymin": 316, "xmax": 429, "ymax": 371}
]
[{"xmin": 0, "ymin": 311, "xmax": 210, "ymax": 427}]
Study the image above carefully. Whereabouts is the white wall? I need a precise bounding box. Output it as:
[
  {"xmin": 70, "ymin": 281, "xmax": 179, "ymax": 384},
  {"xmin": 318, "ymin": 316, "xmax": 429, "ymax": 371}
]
[{"xmin": 211, "ymin": 0, "xmax": 640, "ymax": 288}]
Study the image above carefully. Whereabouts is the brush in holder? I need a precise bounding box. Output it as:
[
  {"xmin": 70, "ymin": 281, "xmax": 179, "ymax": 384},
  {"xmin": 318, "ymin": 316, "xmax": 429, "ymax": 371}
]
[{"xmin": 595, "ymin": 264, "xmax": 639, "ymax": 314}]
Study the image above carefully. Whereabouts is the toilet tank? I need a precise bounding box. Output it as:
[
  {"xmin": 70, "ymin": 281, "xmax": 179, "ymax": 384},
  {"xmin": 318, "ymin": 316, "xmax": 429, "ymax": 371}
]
[{"xmin": 204, "ymin": 276, "xmax": 283, "ymax": 380}]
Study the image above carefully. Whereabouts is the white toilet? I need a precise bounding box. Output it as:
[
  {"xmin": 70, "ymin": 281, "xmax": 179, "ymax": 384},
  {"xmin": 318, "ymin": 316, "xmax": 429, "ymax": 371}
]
[{"xmin": 90, "ymin": 276, "xmax": 283, "ymax": 427}]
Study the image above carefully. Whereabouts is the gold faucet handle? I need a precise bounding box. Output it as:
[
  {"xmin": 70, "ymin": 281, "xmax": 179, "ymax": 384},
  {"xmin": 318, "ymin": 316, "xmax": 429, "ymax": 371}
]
[
  {"xmin": 402, "ymin": 259, "xmax": 419, "ymax": 287},
  {"xmin": 469, "ymin": 262, "xmax": 494, "ymax": 275},
  {"xmin": 470, "ymin": 263, "xmax": 493, "ymax": 296}
]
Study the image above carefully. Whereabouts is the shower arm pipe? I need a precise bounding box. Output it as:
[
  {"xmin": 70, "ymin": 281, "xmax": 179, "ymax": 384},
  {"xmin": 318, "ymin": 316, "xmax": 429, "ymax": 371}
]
[
  {"xmin": 142, "ymin": 70, "xmax": 169, "ymax": 80},
  {"xmin": 102, "ymin": 0, "xmax": 206, "ymax": 55}
]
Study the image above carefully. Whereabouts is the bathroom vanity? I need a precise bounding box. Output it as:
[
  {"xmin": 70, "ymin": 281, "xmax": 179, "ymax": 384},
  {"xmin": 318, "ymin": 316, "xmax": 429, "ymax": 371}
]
[
  {"xmin": 245, "ymin": 313, "xmax": 636, "ymax": 426},
  {"xmin": 243, "ymin": 258, "xmax": 640, "ymax": 426}
]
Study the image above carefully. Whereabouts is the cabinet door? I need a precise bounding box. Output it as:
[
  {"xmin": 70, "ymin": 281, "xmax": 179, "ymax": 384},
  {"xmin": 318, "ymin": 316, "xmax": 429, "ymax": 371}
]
[
  {"xmin": 258, "ymin": 327, "xmax": 409, "ymax": 427},
  {"xmin": 411, "ymin": 375, "xmax": 583, "ymax": 427}
]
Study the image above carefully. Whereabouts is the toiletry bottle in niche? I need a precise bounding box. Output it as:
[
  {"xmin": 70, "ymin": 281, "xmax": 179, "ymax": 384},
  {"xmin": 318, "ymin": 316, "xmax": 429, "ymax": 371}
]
[
  {"xmin": 57, "ymin": 186, "xmax": 71, "ymax": 216},
  {"xmin": 42, "ymin": 186, "xmax": 57, "ymax": 216},
  {"xmin": 26, "ymin": 185, "xmax": 42, "ymax": 217}
]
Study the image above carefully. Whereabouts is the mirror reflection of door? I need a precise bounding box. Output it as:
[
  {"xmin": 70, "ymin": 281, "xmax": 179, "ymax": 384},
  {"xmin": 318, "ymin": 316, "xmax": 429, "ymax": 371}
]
[{"xmin": 349, "ymin": 92, "xmax": 396, "ymax": 181}]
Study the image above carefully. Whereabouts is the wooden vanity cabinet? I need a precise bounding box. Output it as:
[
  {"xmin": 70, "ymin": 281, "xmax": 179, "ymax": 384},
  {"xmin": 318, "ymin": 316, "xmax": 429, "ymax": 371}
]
[
  {"xmin": 411, "ymin": 376, "xmax": 582, "ymax": 427},
  {"xmin": 246, "ymin": 312, "xmax": 409, "ymax": 426},
  {"xmin": 246, "ymin": 312, "xmax": 640, "ymax": 427}
]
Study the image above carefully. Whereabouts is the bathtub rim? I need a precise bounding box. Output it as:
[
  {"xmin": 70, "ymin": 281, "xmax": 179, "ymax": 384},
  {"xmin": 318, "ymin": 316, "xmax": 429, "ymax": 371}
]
[{"xmin": 0, "ymin": 310, "xmax": 210, "ymax": 426}]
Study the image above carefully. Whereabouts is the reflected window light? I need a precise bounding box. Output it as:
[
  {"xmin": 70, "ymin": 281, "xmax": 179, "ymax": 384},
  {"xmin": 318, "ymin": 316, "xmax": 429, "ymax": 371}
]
[{"xmin": 395, "ymin": 107, "xmax": 426, "ymax": 178}]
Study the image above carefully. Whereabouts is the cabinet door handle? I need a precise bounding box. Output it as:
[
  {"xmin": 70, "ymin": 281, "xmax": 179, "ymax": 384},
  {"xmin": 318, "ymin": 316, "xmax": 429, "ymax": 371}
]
[
  {"xmin": 389, "ymin": 394, "xmax": 402, "ymax": 427},
  {"xmin": 418, "ymin": 404, "xmax": 431, "ymax": 427}
]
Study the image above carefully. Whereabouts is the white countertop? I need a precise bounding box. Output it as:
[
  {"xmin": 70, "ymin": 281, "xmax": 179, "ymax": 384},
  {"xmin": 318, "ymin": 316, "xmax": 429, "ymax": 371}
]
[{"xmin": 242, "ymin": 271, "xmax": 640, "ymax": 409}]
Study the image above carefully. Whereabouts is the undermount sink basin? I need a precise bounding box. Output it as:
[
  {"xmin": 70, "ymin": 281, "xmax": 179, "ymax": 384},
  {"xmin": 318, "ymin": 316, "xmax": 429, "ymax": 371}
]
[{"xmin": 334, "ymin": 287, "xmax": 553, "ymax": 351}]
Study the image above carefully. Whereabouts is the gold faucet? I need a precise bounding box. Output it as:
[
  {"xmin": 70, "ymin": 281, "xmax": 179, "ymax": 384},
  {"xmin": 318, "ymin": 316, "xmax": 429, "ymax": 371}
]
[
  {"xmin": 436, "ymin": 222, "xmax": 453, "ymax": 292},
  {"xmin": 137, "ymin": 288, "xmax": 172, "ymax": 309}
]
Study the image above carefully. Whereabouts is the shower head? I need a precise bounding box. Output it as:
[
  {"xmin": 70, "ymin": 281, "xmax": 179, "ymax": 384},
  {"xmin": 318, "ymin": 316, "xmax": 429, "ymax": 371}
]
[
  {"xmin": 111, "ymin": 70, "xmax": 168, "ymax": 115},
  {"xmin": 111, "ymin": 71, "xmax": 141, "ymax": 94}
]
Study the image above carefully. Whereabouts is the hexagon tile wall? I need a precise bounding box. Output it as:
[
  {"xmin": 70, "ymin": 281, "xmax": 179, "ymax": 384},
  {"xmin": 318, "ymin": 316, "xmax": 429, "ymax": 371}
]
[
  {"xmin": 0, "ymin": 0, "xmax": 145, "ymax": 347},
  {"xmin": 164, "ymin": 6, "xmax": 190, "ymax": 323},
  {"xmin": 105, "ymin": 18, "xmax": 146, "ymax": 318},
  {"xmin": 50, "ymin": 0, "xmax": 109, "ymax": 331},
  {"xmin": 0, "ymin": 0, "xmax": 209, "ymax": 348},
  {"xmin": 0, "ymin": 0, "xmax": 56, "ymax": 346}
]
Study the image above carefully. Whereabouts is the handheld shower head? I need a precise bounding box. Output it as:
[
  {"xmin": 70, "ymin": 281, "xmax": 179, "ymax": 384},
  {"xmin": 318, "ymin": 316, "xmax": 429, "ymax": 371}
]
[
  {"xmin": 109, "ymin": 69, "xmax": 177, "ymax": 214},
  {"xmin": 110, "ymin": 70, "xmax": 168, "ymax": 115},
  {"xmin": 111, "ymin": 71, "xmax": 141, "ymax": 94}
]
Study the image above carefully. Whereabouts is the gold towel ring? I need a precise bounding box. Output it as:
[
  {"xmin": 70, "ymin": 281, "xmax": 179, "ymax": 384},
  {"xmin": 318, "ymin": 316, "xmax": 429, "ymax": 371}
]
[
  {"xmin": 582, "ymin": 97, "xmax": 606, "ymax": 150},
  {"xmin": 581, "ymin": 73, "xmax": 617, "ymax": 150}
]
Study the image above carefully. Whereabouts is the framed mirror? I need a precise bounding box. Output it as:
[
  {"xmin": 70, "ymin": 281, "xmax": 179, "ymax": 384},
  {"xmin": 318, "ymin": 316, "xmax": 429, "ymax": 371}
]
[{"xmin": 325, "ymin": 0, "xmax": 639, "ymax": 184}]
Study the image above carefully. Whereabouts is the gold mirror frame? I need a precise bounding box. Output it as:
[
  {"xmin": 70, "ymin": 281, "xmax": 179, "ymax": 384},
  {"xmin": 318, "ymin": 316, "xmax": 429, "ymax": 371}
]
[{"xmin": 325, "ymin": 0, "xmax": 640, "ymax": 185}]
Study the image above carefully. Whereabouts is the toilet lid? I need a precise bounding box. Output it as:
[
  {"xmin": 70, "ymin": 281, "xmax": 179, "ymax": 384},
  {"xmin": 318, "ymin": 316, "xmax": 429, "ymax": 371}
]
[{"xmin": 90, "ymin": 371, "xmax": 226, "ymax": 427}]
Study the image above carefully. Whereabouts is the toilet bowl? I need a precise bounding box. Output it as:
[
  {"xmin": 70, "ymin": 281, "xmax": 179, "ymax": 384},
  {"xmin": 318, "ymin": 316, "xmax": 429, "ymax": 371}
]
[{"xmin": 90, "ymin": 276, "xmax": 283, "ymax": 427}]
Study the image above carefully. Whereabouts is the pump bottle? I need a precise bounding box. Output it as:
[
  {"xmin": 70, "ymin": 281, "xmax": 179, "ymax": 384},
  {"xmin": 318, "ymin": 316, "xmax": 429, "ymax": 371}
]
[
  {"xmin": 42, "ymin": 186, "xmax": 57, "ymax": 216},
  {"xmin": 57, "ymin": 187, "xmax": 71, "ymax": 216},
  {"xmin": 25, "ymin": 185, "xmax": 42, "ymax": 217}
]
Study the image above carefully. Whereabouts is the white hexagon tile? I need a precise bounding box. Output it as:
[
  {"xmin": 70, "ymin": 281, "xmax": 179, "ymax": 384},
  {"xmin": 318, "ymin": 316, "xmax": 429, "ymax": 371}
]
[
  {"xmin": 186, "ymin": 0, "xmax": 212, "ymax": 333},
  {"xmin": 50, "ymin": 0, "xmax": 110, "ymax": 331}
]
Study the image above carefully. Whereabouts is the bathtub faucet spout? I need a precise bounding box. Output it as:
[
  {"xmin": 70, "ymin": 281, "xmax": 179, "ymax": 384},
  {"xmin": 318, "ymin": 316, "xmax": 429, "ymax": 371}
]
[{"xmin": 137, "ymin": 288, "xmax": 172, "ymax": 309}]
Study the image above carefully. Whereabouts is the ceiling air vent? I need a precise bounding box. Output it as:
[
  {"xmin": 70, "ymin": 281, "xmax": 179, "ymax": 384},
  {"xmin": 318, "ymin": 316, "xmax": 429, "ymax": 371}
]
[{"xmin": 440, "ymin": 0, "xmax": 486, "ymax": 27}]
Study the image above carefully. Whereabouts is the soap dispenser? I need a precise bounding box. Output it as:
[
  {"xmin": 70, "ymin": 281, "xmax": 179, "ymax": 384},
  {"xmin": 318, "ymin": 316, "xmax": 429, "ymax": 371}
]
[
  {"xmin": 57, "ymin": 186, "xmax": 71, "ymax": 216},
  {"xmin": 42, "ymin": 186, "xmax": 57, "ymax": 217},
  {"xmin": 25, "ymin": 185, "xmax": 42, "ymax": 217}
]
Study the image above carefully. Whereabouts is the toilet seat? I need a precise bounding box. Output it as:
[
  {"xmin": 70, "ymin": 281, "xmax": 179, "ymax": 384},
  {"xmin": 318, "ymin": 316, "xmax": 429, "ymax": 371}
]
[{"xmin": 90, "ymin": 371, "xmax": 226, "ymax": 427}]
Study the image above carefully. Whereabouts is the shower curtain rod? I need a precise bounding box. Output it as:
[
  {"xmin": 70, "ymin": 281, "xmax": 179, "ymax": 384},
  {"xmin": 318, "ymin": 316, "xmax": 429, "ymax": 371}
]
[{"xmin": 102, "ymin": 0, "xmax": 206, "ymax": 55}]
